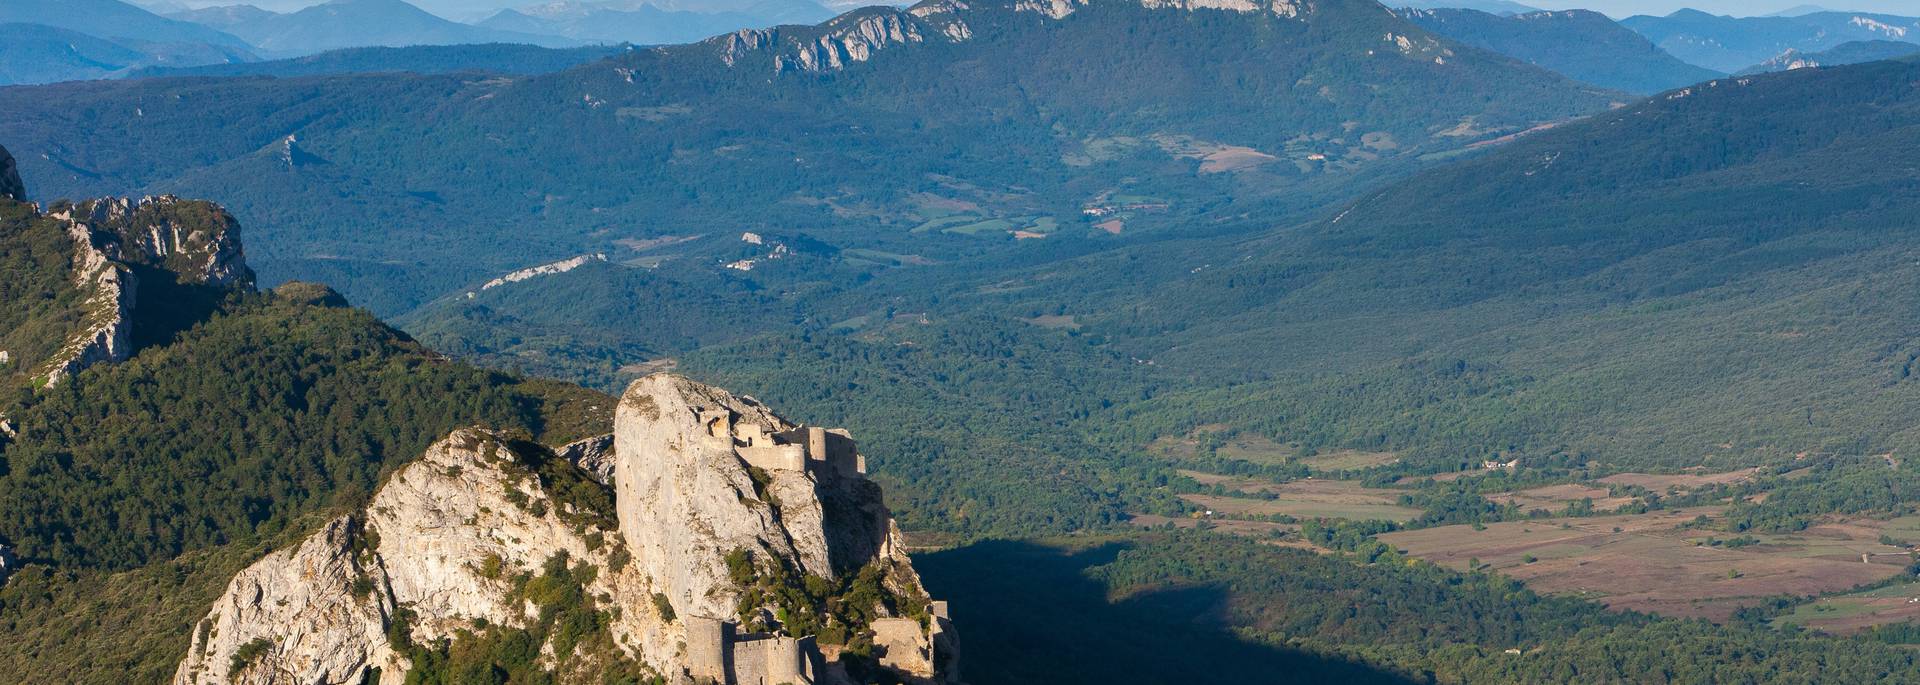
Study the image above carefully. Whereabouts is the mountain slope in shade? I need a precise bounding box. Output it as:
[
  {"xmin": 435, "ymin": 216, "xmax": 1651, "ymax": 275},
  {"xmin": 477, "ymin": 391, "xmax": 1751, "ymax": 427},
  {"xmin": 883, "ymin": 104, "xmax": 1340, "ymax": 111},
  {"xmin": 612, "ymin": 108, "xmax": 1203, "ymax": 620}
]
[
  {"xmin": 170, "ymin": 0, "xmax": 577, "ymax": 56},
  {"xmin": 1401, "ymin": 8, "xmax": 1721, "ymax": 93},
  {"xmin": 0, "ymin": 0, "xmax": 1614, "ymax": 315},
  {"xmin": 1622, "ymin": 9, "xmax": 1920, "ymax": 73},
  {"xmin": 1738, "ymin": 39, "xmax": 1920, "ymax": 75}
]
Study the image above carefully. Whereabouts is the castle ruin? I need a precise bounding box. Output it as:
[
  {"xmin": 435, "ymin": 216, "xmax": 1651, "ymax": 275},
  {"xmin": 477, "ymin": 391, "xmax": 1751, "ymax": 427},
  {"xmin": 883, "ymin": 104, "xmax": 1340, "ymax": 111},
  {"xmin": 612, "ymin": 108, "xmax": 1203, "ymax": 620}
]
[
  {"xmin": 698, "ymin": 408, "xmax": 866, "ymax": 479},
  {"xmin": 685, "ymin": 616, "xmax": 815, "ymax": 685}
]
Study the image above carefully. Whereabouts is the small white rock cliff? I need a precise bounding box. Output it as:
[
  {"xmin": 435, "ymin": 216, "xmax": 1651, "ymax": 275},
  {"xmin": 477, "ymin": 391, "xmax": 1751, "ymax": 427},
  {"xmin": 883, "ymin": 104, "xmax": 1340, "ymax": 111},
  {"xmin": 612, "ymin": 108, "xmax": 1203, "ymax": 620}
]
[
  {"xmin": 39, "ymin": 196, "xmax": 254, "ymax": 388},
  {"xmin": 177, "ymin": 375, "xmax": 959, "ymax": 685}
]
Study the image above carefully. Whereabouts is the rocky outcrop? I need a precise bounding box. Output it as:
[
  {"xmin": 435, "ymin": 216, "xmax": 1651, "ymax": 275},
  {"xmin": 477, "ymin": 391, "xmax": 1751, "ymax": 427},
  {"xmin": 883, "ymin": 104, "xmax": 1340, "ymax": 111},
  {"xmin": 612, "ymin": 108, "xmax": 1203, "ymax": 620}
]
[
  {"xmin": 713, "ymin": 9, "xmax": 943, "ymax": 73},
  {"xmin": 173, "ymin": 518, "xmax": 406, "ymax": 685},
  {"xmin": 57, "ymin": 196, "xmax": 255, "ymax": 289},
  {"xmin": 615, "ymin": 375, "xmax": 898, "ymax": 620},
  {"xmin": 0, "ymin": 144, "xmax": 22, "ymax": 202},
  {"xmin": 179, "ymin": 376, "xmax": 959, "ymax": 684},
  {"xmin": 557, "ymin": 433, "xmax": 617, "ymax": 485},
  {"xmin": 37, "ymin": 196, "xmax": 254, "ymax": 388},
  {"xmin": 40, "ymin": 220, "xmax": 136, "ymax": 389},
  {"xmin": 709, "ymin": 0, "xmax": 1317, "ymax": 73},
  {"xmin": 478, "ymin": 253, "xmax": 606, "ymax": 292}
]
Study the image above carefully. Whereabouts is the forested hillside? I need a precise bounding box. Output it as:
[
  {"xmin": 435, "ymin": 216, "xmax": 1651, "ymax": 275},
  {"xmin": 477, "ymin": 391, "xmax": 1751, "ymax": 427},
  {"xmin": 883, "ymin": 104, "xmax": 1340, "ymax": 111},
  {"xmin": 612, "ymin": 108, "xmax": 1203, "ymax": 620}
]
[{"xmin": 1009, "ymin": 57, "xmax": 1920, "ymax": 474}]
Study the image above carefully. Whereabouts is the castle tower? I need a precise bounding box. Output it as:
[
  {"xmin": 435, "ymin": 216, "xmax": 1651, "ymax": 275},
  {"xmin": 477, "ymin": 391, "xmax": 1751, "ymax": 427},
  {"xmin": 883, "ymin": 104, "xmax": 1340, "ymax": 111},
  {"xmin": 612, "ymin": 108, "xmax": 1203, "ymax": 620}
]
[
  {"xmin": 806, "ymin": 426, "xmax": 827, "ymax": 464},
  {"xmin": 684, "ymin": 616, "xmax": 728, "ymax": 683},
  {"xmin": 764, "ymin": 635, "xmax": 811, "ymax": 685}
]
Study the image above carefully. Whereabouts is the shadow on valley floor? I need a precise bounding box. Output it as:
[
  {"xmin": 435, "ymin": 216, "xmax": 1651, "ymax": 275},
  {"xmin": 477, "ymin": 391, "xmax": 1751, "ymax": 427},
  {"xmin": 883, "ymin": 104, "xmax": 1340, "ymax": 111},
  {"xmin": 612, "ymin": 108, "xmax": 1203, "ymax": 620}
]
[{"xmin": 914, "ymin": 539, "xmax": 1413, "ymax": 685}]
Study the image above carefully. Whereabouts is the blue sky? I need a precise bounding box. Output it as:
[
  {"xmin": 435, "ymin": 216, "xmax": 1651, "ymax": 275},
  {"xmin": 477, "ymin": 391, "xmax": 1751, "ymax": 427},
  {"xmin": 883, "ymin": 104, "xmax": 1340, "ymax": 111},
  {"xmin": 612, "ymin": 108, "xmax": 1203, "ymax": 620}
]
[{"xmin": 174, "ymin": 0, "xmax": 1920, "ymax": 20}]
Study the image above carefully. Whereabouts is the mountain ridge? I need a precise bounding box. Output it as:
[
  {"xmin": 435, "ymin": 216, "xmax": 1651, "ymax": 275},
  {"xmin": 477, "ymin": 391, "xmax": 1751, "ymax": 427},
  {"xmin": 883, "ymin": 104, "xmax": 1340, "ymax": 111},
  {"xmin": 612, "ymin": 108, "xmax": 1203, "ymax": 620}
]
[{"xmin": 1399, "ymin": 7, "xmax": 1722, "ymax": 93}]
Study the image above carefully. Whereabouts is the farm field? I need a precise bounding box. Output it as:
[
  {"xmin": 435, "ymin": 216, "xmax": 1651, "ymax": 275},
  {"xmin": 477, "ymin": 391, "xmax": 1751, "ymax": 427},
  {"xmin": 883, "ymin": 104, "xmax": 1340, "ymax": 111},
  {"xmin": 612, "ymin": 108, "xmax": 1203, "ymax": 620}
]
[
  {"xmin": 1381, "ymin": 509, "xmax": 1913, "ymax": 621},
  {"xmin": 1776, "ymin": 583, "xmax": 1920, "ymax": 635},
  {"xmin": 1489, "ymin": 483, "xmax": 1635, "ymax": 513},
  {"xmin": 1149, "ymin": 427, "xmax": 1294, "ymax": 465},
  {"xmin": 1595, "ymin": 468, "xmax": 1763, "ymax": 493},
  {"xmin": 1298, "ymin": 450, "xmax": 1399, "ymax": 472},
  {"xmin": 1180, "ymin": 479, "xmax": 1423, "ymax": 522}
]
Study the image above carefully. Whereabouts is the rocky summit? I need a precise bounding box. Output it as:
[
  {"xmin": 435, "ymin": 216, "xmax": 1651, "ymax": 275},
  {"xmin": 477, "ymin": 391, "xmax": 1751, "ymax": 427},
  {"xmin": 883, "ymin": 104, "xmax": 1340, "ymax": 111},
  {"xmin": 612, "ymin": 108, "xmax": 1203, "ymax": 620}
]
[{"xmin": 175, "ymin": 374, "xmax": 958, "ymax": 685}]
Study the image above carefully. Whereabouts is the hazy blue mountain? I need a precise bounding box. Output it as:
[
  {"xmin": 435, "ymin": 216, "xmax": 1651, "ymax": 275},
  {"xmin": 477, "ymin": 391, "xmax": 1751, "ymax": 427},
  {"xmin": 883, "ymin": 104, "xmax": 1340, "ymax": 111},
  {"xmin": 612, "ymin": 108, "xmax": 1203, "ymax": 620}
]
[
  {"xmin": 170, "ymin": 0, "xmax": 578, "ymax": 56},
  {"xmin": 1622, "ymin": 9, "xmax": 1920, "ymax": 73},
  {"xmin": 0, "ymin": 0, "xmax": 255, "ymax": 51},
  {"xmin": 1738, "ymin": 39, "xmax": 1920, "ymax": 74},
  {"xmin": 0, "ymin": 24, "xmax": 153, "ymax": 84},
  {"xmin": 1400, "ymin": 8, "xmax": 1721, "ymax": 93},
  {"xmin": 478, "ymin": 4, "xmax": 782, "ymax": 45},
  {"xmin": 1394, "ymin": 0, "xmax": 1539, "ymax": 14},
  {"xmin": 0, "ymin": 22, "xmax": 255, "ymax": 85},
  {"xmin": 633, "ymin": 0, "xmax": 838, "ymax": 24},
  {"xmin": 1766, "ymin": 5, "xmax": 1830, "ymax": 17},
  {"xmin": 127, "ymin": 42, "xmax": 629, "ymax": 78}
]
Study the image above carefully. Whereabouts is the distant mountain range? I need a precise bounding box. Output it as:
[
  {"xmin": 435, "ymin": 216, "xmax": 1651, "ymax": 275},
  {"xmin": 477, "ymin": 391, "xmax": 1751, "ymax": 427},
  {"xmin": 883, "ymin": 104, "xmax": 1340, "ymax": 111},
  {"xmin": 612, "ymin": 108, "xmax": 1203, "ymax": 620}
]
[
  {"xmin": 0, "ymin": 0, "xmax": 258, "ymax": 83},
  {"xmin": 169, "ymin": 0, "xmax": 580, "ymax": 55},
  {"xmin": 1623, "ymin": 9, "xmax": 1920, "ymax": 73},
  {"xmin": 1400, "ymin": 8, "xmax": 1721, "ymax": 93},
  {"xmin": 0, "ymin": 22, "xmax": 255, "ymax": 84},
  {"xmin": 0, "ymin": 0, "xmax": 255, "ymax": 50},
  {"xmin": 0, "ymin": 0, "xmax": 837, "ymax": 84},
  {"xmin": 477, "ymin": 0, "xmax": 832, "ymax": 46},
  {"xmin": 127, "ymin": 42, "xmax": 630, "ymax": 79}
]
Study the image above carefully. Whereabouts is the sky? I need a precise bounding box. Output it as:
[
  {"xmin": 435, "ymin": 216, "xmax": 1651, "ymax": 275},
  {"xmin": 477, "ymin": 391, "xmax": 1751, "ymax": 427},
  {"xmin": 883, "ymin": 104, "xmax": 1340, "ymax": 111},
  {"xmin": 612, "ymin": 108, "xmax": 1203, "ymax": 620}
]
[{"xmin": 167, "ymin": 0, "xmax": 1920, "ymax": 20}]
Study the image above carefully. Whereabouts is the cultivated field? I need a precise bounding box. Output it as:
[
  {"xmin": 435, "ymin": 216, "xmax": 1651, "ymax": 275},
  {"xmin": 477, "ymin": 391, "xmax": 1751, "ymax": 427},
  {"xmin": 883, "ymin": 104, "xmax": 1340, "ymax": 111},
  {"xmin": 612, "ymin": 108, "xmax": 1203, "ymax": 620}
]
[
  {"xmin": 1777, "ymin": 583, "xmax": 1920, "ymax": 634},
  {"xmin": 1150, "ymin": 428, "xmax": 1293, "ymax": 465},
  {"xmin": 1298, "ymin": 449, "xmax": 1399, "ymax": 472},
  {"xmin": 1381, "ymin": 509, "xmax": 1912, "ymax": 621},
  {"xmin": 1596, "ymin": 468, "xmax": 1762, "ymax": 493},
  {"xmin": 1181, "ymin": 478, "xmax": 1422, "ymax": 522},
  {"xmin": 1489, "ymin": 484, "xmax": 1635, "ymax": 513}
]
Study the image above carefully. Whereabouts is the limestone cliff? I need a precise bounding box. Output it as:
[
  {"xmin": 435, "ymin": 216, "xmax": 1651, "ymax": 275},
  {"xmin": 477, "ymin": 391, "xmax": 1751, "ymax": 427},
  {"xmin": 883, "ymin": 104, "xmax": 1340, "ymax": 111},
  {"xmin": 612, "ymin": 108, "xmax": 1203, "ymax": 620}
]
[
  {"xmin": 37, "ymin": 196, "xmax": 254, "ymax": 387},
  {"xmin": 179, "ymin": 375, "xmax": 959, "ymax": 685},
  {"xmin": 705, "ymin": 0, "xmax": 1320, "ymax": 73}
]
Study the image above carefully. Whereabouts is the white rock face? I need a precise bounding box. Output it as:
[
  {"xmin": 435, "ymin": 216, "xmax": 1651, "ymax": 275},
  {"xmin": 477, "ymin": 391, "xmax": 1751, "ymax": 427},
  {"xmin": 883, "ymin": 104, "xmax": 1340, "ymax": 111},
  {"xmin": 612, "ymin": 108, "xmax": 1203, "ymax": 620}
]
[
  {"xmin": 617, "ymin": 375, "xmax": 847, "ymax": 619},
  {"xmin": 558, "ymin": 433, "xmax": 618, "ymax": 485},
  {"xmin": 708, "ymin": 0, "xmax": 1315, "ymax": 74},
  {"xmin": 479, "ymin": 253, "xmax": 607, "ymax": 291},
  {"xmin": 38, "ymin": 196, "xmax": 254, "ymax": 388},
  {"xmin": 173, "ymin": 518, "xmax": 407, "ymax": 685},
  {"xmin": 177, "ymin": 428, "xmax": 680, "ymax": 685},
  {"xmin": 180, "ymin": 376, "xmax": 957, "ymax": 684},
  {"xmin": 40, "ymin": 219, "xmax": 136, "ymax": 389}
]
